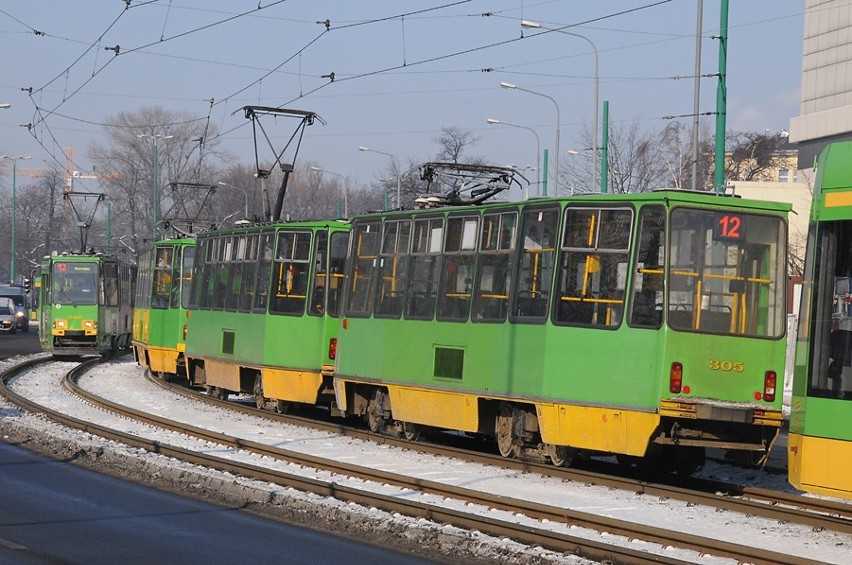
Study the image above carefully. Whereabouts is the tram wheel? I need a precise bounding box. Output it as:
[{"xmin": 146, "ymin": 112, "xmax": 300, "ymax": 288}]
[
  {"xmin": 495, "ymin": 402, "xmax": 518, "ymax": 458},
  {"xmin": 206, "ymin": 386, "xmax": 228, "ymax": 401},
  {"xmin": 401, "ymin": 422, "xmax": 420, "ymax": 442},
  {"xmin": 253, "ymin": 376, "xmax": 265, "ymax": 410},
  {"xmin": 366, "ymin": 389, "xmax": 386, "ymax": 433},
  {"xmin": 274, "ymin": 400, "xmax": 291, "ymax": 414},
  {"xmin": 547, "ymin": 444, "xmax": 574, "ymax": 467}
]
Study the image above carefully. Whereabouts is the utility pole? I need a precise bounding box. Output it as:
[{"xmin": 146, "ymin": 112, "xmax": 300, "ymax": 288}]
[{"xmin": 714, "ymin": 0, "xmax": 729, "ymax": 193}]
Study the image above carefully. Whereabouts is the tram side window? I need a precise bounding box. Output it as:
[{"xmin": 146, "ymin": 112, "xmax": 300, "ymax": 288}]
[
  {"xmin": 326, "ymin": 231, "xmax": 349, "ymax": 317},
  {"xmin": 346, "ymin": 222, "xmax": 381, "ymax": 317},
  {"xmin": 308, "ymin": 230, "xmax": 329, "ymax": 316},
  {"xmin": 211, "ymin": 236, "xmax": 232, "ymax": 310},
  {"xmin": 153, "ymin": 247, "xmax": 174, "ymax": 309},
  {"xmin": 179, "ymin": 246, "xmax": 196, "ymax": 310},
  {"xmin": 375, "ymin": 220, "xmax": 411, "ymax": 319},
  {"xmin": 253, "ymin": 231, "xmax": 275, "ymax": 312},
  {"xmin": 404, "ymin": 217, "xmax": 443, "ymax": 320},
  {"xmin": 512, "ymin": 207, "xmax": 559, "ymax": 321},
  {"xmin": 628, "ymin": 205, "xmax": 666, "ymax": 328},
  {"xmin": 225, "ymin": 235, "xmax": 246, "ymax": 311},
  {"xmin": 437, "ymin": 215, "xmax": 479, "ymax": 322},
  {"xmin": 554, "ymin": 207, "xmax": 631, "ymax": 328},
  {"xmin": 103, "ymin": 263, "xmax": 119, "ymax": 307},
  {"xmin": 473, "ymin": 211, "xmax": 516, "ymax": 323},
  {"xmin": 238, "ymin": 233, "xmax": 258, "ymax": 312},
  {"xmin": 136, "ymin": 249, "xmax": 152, "ymax": 308},
  {"xmin": 269, "ymin": 231, "xmax": 311, "ymax": 315},
  {"xmin": 808, "ymin": 220, "xmax": 852, "ymax": 401}
]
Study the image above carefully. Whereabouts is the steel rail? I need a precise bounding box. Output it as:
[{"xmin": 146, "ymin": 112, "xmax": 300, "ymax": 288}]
[{"xmin": 148, "ymin": 371, "xmax": 852, "ymax": 534}]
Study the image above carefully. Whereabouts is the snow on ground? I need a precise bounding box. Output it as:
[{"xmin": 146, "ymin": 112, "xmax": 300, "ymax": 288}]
[{"xmin": 2, "ymin": 356, "xmax": 850, "ymax": 564}]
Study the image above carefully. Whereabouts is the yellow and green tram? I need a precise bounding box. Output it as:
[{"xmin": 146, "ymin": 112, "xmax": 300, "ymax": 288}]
[
  {"xmin": 37, "ymin": 252, "xmax": 135, "ymax": 357},
  {"xmin": 789, "ymin": 142, "xmax": 852, "ymax": 500},
  {"xmin": 334, "ymin": 189, "xmax": 789, "ymax": 472},
  {"xmin": 184, "ymin": 220, "xmax": 351, "ymax": 411},
  {"xmin": 132, "ymin": 236, "xmax": 196, "ymax": 381}
]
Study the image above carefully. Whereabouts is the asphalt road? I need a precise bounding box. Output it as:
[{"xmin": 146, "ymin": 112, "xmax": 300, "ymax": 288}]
[
  {"xmin": 0, "ymin": 441, "xmax": 436, "ymax": 564},
  {"xmin": 0, "ymin": 328, "xmax": 42, "ymax": 359}
]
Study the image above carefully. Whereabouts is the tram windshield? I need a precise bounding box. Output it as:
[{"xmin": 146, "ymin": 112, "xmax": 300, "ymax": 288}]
[
  {"xmin": 52, "ymin": 261, "xmax": 98, "ymax": 305},
  {"xmin": 800, "ymin": 219, "xmax": 852, "ymax": 400},
  {"xmin": 667, "ymin": 208, "xmax": 786, "ymax": 338}
]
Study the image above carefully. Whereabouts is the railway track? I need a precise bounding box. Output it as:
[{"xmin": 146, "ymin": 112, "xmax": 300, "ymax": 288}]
[
  {"xmin": 151, "ymin": 369, "xmax": 852, "ymax": 535},
  {"xmin": 1, "ymin": 356, "xmax": 848, "ymax": 565}
]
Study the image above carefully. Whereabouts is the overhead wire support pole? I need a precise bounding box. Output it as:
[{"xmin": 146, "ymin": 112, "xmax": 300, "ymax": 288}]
[{"xmin": 714, "ymin": 0, "xmax": 729, "ymax": 193}]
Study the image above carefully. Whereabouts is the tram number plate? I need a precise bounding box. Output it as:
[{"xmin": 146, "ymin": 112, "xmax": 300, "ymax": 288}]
[{"xmin": 708, "ymin": 359, "xmax": 744, "ymax": 372}]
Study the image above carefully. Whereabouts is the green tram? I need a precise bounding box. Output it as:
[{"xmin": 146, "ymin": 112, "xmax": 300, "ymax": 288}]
[
  {"xmin": 37, "ymin": 252, "xmax": 136, "ymax": 357},
  {"xmin": 334, "ymin": 189, "xmax": 790, "ymax": 472},
  {"xmin": 184, "ymin": 220, "xmax": 351, "ymax": 410},
  {"xmin": 132, "ymin": 236, "xmax": 196, "ymax": 381},
  {"xmin": 789, "ymin": 142, "xmax": 852, "ymax": 500}
]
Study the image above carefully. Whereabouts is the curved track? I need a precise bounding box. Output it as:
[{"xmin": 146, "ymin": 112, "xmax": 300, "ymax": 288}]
[{"xmin": 1, "ymin": 356, "xmax": 847, "ymax": 565}]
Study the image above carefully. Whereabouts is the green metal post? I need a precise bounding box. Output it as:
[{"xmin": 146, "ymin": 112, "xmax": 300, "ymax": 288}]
[
  {"xmin": 106, "ymin": 202, "xmax": 112, "ymax": 255},
  {"xmin": 600, "ymin": 100, "xmax": 609, "ymax": 193},
  {"xmin": 714, "ymin": 0, "xmax": 729, "ymax": 193},
  {"xmin": 152, "ymin": 139, "xmax": 159, "ymax": 239},
  {"xmin": 541, "ymin": 148, "xmax": 549, "ymax": 197},
  {"xmin": 10, "ymin": 161, "xmax": 16, "ymax": 282}
]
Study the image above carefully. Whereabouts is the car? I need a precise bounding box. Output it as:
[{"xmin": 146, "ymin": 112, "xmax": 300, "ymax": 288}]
[{"xmin": 0, "ymin": 298, "xmax": 18, "ymax": 334}]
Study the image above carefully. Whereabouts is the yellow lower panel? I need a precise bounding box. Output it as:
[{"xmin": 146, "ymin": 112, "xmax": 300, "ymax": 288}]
[
  {"xmin": 263, "ymin": 368, "xmax": 323, "ymax": 404},
  {"xmin": 204, "ymin": 360, "xmax": 241, "ymax": 391},
  {"xmin": 387, "ymin": 386, "xmax": 480, "ymax": 432},
  {"xmin": 537, "ymin": 404, "xmax": 660, "ymax": 456},
  {"xmin": 788, "ymin": 433, "xmax": 852, "ymax": 501},
  {"xmin": 146, "ymin": 346, "xmax": 181, "ymax": 375}
]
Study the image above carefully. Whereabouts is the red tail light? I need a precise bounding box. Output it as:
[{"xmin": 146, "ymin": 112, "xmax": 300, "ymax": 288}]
[
  {"xmin": 182, "ymin": 324, "xmax": 188, "ymax": 341},
  {"xmin": 328, "ymin": 338, "xmax": 337, "ymax": 360},
  {"xmin": 763, "ymin": 370, "xmax": 777, "ymax": 402},
  {"xmin": 669, "ymin": 362, "xmax": 683, "ymax": 393}
]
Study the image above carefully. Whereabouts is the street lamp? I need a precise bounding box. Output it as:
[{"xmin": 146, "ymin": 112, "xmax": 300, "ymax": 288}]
[
  {"xmin": 487, "ymin": 118, "xmax": 541, "ymax": 198},
  {"xmin": 358, "ymin": 146, "xmax": 400, "ymax": 210},
  {"xmin": 310, "ymin": 166, "xmax": 350, "ymax": 217},
  {"xmin": 0, "ymin": 103, "xmax": 11, "ymax": 109},
  {"xmin": 500, "ymin": 81, "xmax": 561, "ymax": 194},
  {"xmin": 521, "ymin": 20, "xmax": 599, "ymax": 192},
  {"xmin": 2, "ymin": 154, "xmax": 31, "ymax": 283},
  {"xmin": 217, "ymin": 182, "xmax": 249, "ymax": 219},
  {"xmin": 137, "ymin": 133, "xmax": 174, "ymax": 239}
]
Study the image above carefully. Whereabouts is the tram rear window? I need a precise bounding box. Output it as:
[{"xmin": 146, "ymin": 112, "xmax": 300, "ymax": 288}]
[{"xmin": 668, "ymin": 208, "xmax": 786, "ymax": 338}]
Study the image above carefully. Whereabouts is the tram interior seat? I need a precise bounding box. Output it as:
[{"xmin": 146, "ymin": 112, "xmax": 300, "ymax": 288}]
[
  {"xmin": 515, "ymin": 293, "xmax": 548, "ymax": 317},
  {"xmin": 556, "ymin": 298, "xmax": 593, "ymax": 324}
]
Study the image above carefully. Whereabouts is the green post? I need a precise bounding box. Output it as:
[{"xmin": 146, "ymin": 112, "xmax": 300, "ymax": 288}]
[
  {"xmin": 384, "ymin": 190, "xmax": 389, "ymax": 211},
  {"xmin": 10, "ymin": 161, "xmax": 16, "ymax": 283},
  {"xmin": 600, "ymin": 100, "xmax": 609, "ymax": 193},
  {"xmin": 106, "ymin": 202, "xmax": 111, "ymax": 255},
  {"xmin": 541, "ymin": 148, "xmax": 549, "ymax": 197},
  {"xmin": 152, "ymin": 139, "xmax": 159, "ymax": 239},
  {"xmin": 714, "ymin": 0, "xmax": 729, "ymax": 193}
]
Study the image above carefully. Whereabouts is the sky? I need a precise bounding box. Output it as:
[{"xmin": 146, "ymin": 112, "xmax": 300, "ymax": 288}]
[{"xmin": 0, "ymin": 1, "xmax": 806, "ymax": 193}]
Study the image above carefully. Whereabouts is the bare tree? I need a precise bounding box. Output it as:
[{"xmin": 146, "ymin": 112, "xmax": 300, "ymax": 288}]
[
  {"xmin": 725, "ymin": 130, "xmax": 791, "ymax": 182},
  {"xmin": 90, "ymin": 106, "xmax": 221, "ymax": 250},
  {"xmin": 434, "ymin": 126, "xmax": 480, "ymax": 163}
]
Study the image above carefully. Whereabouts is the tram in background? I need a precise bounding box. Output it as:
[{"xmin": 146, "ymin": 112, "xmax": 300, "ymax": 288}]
[
  {"xmin": 37, "ymin": 252, "xmax": 135, "ymax": 357},
  {"xmin": 132, "ymin": 234, "xmax": 197, "ymax": 381},
  {"xmin": 184, "ymin": 220, "xmax": 351, "ymax": 411},
  {"xmin": 789, "ymin": 142, "xmax": 852, "ymax": 500},
  {"xmin": 332, "ymin": 164, "xmax": 790, "ymax": 473}
]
